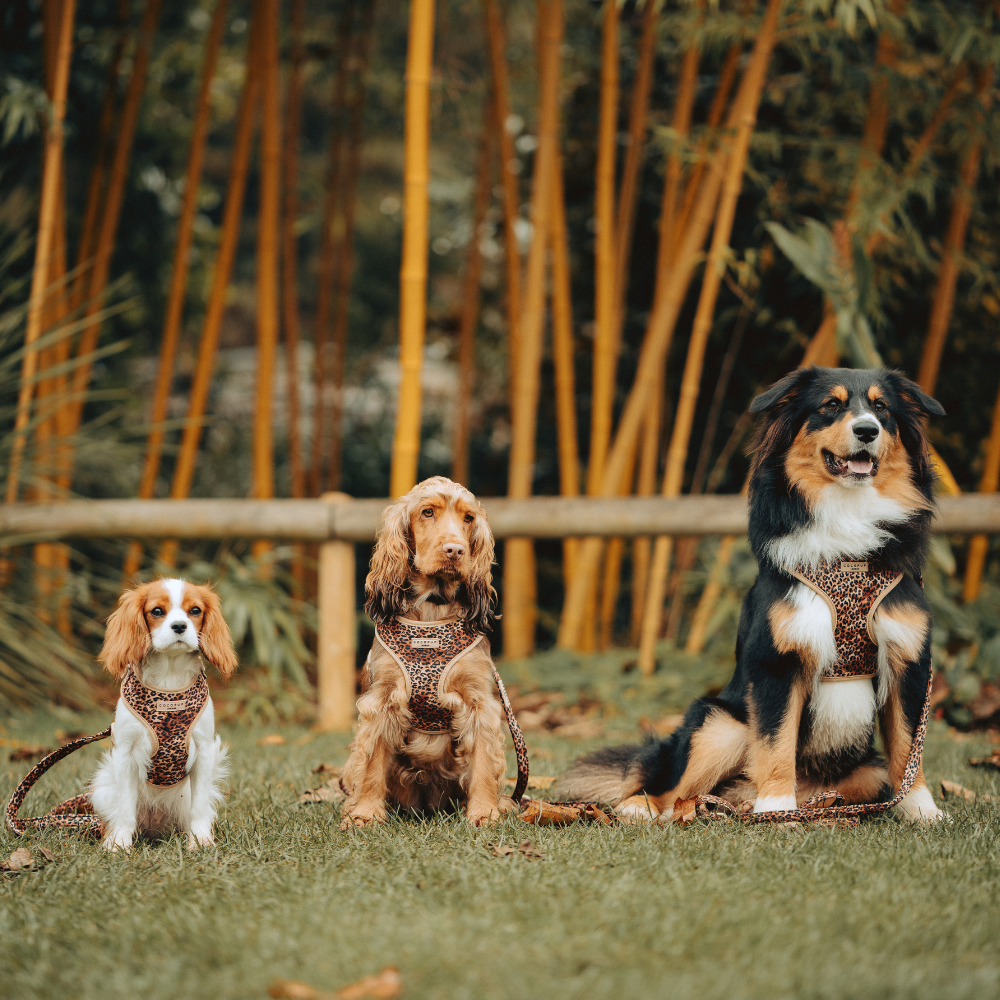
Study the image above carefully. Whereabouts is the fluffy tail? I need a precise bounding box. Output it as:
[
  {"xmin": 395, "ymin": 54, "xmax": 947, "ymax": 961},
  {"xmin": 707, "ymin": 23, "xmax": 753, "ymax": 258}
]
[{"xmin": 554, "ymin": 743, "xmax": 646, "ymax": 803}]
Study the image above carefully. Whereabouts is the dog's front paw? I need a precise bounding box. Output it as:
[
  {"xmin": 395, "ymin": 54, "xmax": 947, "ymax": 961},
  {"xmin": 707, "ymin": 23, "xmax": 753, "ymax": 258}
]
[
  {"xmin": 498, "ymin": 795, "xmax": 519, "ymax": 815},
  {"xmin": 102, "ymin": 831, "xmax": 133, "ymax": 853},
  {"xmin": 187, "ymin": 828, "xmax": 216, "ymax": 850},
  {"xmin": 339, "ymin": 805, "xmax": 386, "ymax": 830},
  {"xmin": 616, "ymin": 795, "xmax": 659, "ymax": 824},
  {"xmin": 897, "ymin": 785, "xmax": 946, "ymax": 823},
  {"xmin": 465, "ymin": 805, "xmax": 500, "ymax": 827}
]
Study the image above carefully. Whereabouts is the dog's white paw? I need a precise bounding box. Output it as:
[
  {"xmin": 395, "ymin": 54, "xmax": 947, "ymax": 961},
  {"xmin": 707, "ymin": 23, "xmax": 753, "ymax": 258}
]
[
  {"xmin": 753, "ymin": 794, "xmax": 797, "ymax": 814},
  {"xmin": 897, "ymin": 785, "xmax": 946, "ymax": 823},
  {"xmin": 187, "ymin": 828, "xmax": 216, "ymax": 850},
  {"xmin": 102, "ymin": 831, "xmax": 133, "ymax": 853},
  {"xmin": 616, "ymin": 795, "xmax": 658, "ymax": 824}
]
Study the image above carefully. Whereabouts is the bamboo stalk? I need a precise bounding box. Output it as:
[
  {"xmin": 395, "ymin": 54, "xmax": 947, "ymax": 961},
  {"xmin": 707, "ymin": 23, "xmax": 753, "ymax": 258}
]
[
  {"xmin": 328, "ymin": 0, "xmax": 376, "ymax": 492},
  {"xmin": 282, "ymin": 0, "xmax": 306, "ymax": 502},
  {"xmin": 637, "ymin": 0, "xmax": 780, "ymax": 675},
  {"xmin": 963, "ymin": 375, "xmax": 1000, "ymax": 602},
  {"xmin": 123, "ymin": 0, "xmax": 229, "ymax": 578},
  {"xmin": 587, "ymin": 0, "xmax": 620, "ymax": 496},
  {"xmin": 610, "ymin": 0, "xmax": 658, "ymax": 353},
  {"xmin": 66, "ymin": 0, "xmax": 164, "ymax": 439},
  {"xmin": 483, "ymin": 0, "xmax": 522, "ymax": 386},
  {"xmin": 916, "ymin": 69, "xmax": 993, "ymax": 397},
  {"xmin": 251, "ymin": 0, "xmax": 282, "ymax": 567},
  {"xmin": 560, "ymin": 36, "xmax": 745, "ymax": 649},
  {"xmin": 5, "ymin": 0, "xmax": 76, "ymax": 506},
  {"xmin": 389, "ymin": 0, "xmax": 436, "ymax": 498},
  {"xmin": 452, "ymin": 107, "xmax": 495, "ymax": 488},
  {"xmin": 550, "ymin": 148, "xmax": 580, "ymax": 591},
  {"xmin": 311, "ymin": 2, "xmax": 355, "ymax": 497},
  {"xmin": 503, "ymin": 0, "xmax": 563, "ymax": 659},
  {"xmin": 161, "ymin": 10, "xmax": 261, "ymax": 560}
]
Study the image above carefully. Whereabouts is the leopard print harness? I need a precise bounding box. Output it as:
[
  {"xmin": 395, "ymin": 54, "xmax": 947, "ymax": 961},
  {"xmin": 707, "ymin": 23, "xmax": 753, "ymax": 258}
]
[
  {"xmin": 791, "ymin": 558, "xmax": 903, "ymax": 681},
  {"xmin": 5, "ymin": 664, "xmax": 210, "ymax": 838},
  {"xmin": 375, "ymin": 617, "xmax": 530, "ymax": 802}
]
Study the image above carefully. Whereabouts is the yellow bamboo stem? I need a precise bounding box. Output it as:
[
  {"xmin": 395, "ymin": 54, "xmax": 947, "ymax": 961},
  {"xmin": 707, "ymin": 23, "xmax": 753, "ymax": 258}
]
[
  {"xmin": 329, "ymin": 1, "xmax": 376, "ymax": 491},
  {"xmin": 5, "ymin": 0, "xmax": 75, "ymax": 505},
  {"xmin": 251, "ymin": 0, "xmax": 281, "ymax": 567},
  {"xmin": 123, "ymin": 0, "xmax": 228, "ymax": 578},
  {"xmin": 587, "ymin": 0, "xmax": 620, "ymax": 496},
  {"xmin": 636, "ymin": 0, "xmax": 781, "ymax": 676},
  {"xmin": 310, "ymin": 3, "xmax": 354, "ymax": 497},
  {"xmin": 390, "ymin": 0, "xmax": 436, "ymax": 498},
  {"xmin": 550, "ymin": 148, "xmax": 580, "ymax": 590},
  {"xmin": 483, "ymin": 0, "xmax": 522, "ymax": 384},
  {"xmin": 917, "ymin": 70, "xmax": 993, "ymax": 397},
  {"xmin": 66, "ymin": 0, "xmax": 164, "ymax": 440},
  {"xmin": 282, "ymin": 0, "xmax": 306, "ymax": 501},
  {"xmin": 160, "ymin": 11, "xmax": 261, "ymax": 565},
  {"xmin": 963, "ymin": 375, "xmax": 1000, "ymax": 602},
  {"xmin": 452, "ymin": 108, "xmax": 494, "ymax": 488},
  {"xmin": 503, "ymin": 0, "xmax": 563, "ymax": 659}
]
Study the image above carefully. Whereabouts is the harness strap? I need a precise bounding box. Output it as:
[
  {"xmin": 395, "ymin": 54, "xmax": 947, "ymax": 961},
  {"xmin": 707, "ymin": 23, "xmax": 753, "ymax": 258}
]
[
  {"xmin": 5, "ymin": 727, "xmax": 113, "ymax": 838},
  {"xmin": 491, "ymin": 664, "xmax": 529, "ymax": 803}
]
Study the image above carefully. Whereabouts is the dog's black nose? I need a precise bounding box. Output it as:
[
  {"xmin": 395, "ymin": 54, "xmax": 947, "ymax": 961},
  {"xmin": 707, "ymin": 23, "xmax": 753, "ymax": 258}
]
[
  {"xmin": 853, "ymin": 421, "xmax": 879, "ymax": 443},
  {"xmin": 171, "ymin": 621, "xmax": 187, "ymax": 634},
  {"xmin": 443, "ymin": 542, "xmax": 465, "ymax": 560}
]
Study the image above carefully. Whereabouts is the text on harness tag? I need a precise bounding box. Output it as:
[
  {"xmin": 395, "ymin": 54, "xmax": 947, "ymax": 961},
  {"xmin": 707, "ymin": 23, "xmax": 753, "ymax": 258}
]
[
  {"xmin": 410, "ymin": 636, "xmax": 441, "ymax": 649},
  {"xmin": 155, "ymin": 699, "xmax": 188, "ymax": 713},
  {"xmin": 841, "ymin": 561, "xmax": 868, "ymax": 573}
]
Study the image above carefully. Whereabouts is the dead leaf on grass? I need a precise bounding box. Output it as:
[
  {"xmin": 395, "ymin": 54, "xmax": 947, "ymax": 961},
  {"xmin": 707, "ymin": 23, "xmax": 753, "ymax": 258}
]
[
  {"xmin": 516, "ymin": 840, "xmax": 545, "ymax": 860},
  {"xmin": 490, "ymin": 843, "xmax": 515, "ymax": 857},
  {"xmin": 941, "ymin": 779, "xmax": 997, "ymax": 803},
  {"xmin": 312, "ymin": 763, "xmax": 342, "ymax": 776},
  {"xmin": 38, "ymin": 847, "xmax": 57, "ymax": 862},
  {"xmin": 519, "ymin": 800, "xmax": 583, "ymax": 826},
  {"xmin": 298, "ymin": 785, "xmax": 346, "ymax": 805},
  {"xmin": 268, "ymin": 979, "xmax": 331, "ymax": 1000},
  {"xmin": 336, "ymin": 967, "xmax": 402, "ymax": 1000},
  {"xmin": 969, "ymin": 748, "xmax": 1000, "ymax": 771},
  {"xmin": 1, "ymin": 848, "xmax": 35, "ymax": 872},
  {"xmin": 258, "ymin": 734, "xmax": 287, "ymax": 746},
  {"xmin": 672, "ymin": 797, "xmax": 698, "ymax": 826},
  {"xmin": 8, "ymin": 745, "xmax": 52, "ymax": 762}
]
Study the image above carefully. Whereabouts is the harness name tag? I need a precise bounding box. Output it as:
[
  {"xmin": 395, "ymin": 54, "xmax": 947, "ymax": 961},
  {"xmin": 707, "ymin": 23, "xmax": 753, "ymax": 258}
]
[
  {"xmin": 155, "ymin": 699, "xmax": 188, "ymax": 713},
  {"xmin": 410, "ymin": 636, "xmax": 441, "ymax": 649},
  {"xmin": 841, "ymin": 561, "xmax": 868, "ymax": 573}
]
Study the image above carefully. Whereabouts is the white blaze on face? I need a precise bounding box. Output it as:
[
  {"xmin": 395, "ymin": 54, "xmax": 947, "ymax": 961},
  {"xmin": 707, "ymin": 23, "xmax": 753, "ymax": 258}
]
[{"xmin": 150, "ymin": 578, "xmax": 200, "ymax": 653}]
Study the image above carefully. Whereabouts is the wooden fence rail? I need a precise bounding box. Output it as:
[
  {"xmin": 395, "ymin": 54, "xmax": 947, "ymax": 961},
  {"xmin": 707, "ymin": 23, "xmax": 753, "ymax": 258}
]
[{"xmin": 4, "ymin": 492, "xmax": 997, "ymax": 731}]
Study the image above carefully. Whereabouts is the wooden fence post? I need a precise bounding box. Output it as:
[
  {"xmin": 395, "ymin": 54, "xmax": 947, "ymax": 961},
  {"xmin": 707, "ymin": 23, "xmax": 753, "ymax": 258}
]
[{"xmin": 316, "ymin": 491, "xmax": 357, "ymax": 732}]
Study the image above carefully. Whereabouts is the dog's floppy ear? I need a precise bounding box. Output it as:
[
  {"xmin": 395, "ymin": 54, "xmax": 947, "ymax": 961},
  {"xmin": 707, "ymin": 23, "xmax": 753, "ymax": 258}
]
[
  {"xmin": 886, "ymin": 371, "xmax": 946, "ymax": 416},
  {"xmin": 365, "ymin": 495, "xmax": 413, "ymax": 624},
  {"xmin": 98, "ymin": 585, "xmax": 152, "ymax": 680},
  {"xmin": 749, "ymin": 367, "xmax": 816, "ymax": 413},
  {"xmin": 194, "ymin": 585, "xmax": 238, "ymax": 679},
  {"xmin": 464, "ymin": 504, "xmax": 496, "ymax": 633}
]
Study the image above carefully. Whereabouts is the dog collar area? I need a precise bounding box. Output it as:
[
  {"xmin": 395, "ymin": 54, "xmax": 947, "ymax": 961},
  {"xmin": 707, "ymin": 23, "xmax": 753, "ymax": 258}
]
[{"xmin": 790, "ymin": 558, "xmax": 903, "ymax": 682}]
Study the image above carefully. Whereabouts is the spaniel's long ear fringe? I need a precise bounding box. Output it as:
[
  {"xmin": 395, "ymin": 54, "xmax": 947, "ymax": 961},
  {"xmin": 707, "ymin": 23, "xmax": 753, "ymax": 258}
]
[
  {"xmin": 749, "ymin": 366, "xmax": 815, "ymax": 413},
  {"xmin": 196, "ymin": 585, "xmax": 238, "ymax": 679},
  {"xmin": 464, "ymin": 505, "xmax": 497, "ymax": 633},
  {"xmin": 98, "ymin": 585, "xmax": 152, "ymax": 680},
  {"xmin": 883, "ymin": 369, "xmax": 942, "ymax": 501},
  {"xmin": 748, "ymin": 368, "xmax": 817, "ymax": 482},
  {"xmin": 365, "ymin": 495, "xmax": 414, "ymax": 624}
]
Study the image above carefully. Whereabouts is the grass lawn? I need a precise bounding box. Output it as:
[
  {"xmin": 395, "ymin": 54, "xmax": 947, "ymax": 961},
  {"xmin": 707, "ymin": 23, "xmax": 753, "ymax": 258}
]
[{"xmin": 2, "ymin": 650, "xmax": 1000, "ymax": 1000}]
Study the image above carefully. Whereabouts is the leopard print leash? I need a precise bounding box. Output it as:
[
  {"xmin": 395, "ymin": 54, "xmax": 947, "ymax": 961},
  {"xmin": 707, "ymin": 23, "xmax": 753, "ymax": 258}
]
[
  {"xmin": 5, "ymin": 728, "xmax": 112, "ymax": 838},
  {"xmin": 491, "ymin": 663, "xmax": 530, "ymax": 803}
]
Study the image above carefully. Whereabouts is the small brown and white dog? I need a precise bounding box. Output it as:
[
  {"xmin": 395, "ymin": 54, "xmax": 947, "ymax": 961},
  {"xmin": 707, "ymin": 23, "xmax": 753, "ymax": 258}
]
[
  {"xmin": 91, "ymin": 579, "xmax": 238, "ymax": 851},
  {"xmin": 340, "ymin": 476, "xmax": 512, "ymax": 828}
]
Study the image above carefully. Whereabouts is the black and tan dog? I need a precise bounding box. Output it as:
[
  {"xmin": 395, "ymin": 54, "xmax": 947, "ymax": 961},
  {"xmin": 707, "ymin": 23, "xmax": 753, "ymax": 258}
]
[{"xmin": 558, "ymin": 366, "xmax": 946, "ymax": 823}]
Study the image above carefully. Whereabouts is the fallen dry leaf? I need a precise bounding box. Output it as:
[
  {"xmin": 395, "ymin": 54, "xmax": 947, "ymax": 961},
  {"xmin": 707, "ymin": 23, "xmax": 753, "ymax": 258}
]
[
  {"xmin": 8, "ymin": 746, "xmax": 52, "ymax": 762},
  {"xmin": 516, "ymin": 840, "xmax": 545, "ymax": 860},
  {"xmin": 491, "ymin": 843, "xmax": 516, "ymax": 857},
  {"xmin": 970, "ymin": 683, "xmax": 1000, "ymax": 722},
  {"xmin": 268, "ymin": 979, "xmax": 330, "ymax": 1000},
  {"xmin": 312, "ymin": 763, "xmax": 342, "ymax": 776},
  {"xmin": 519, "ymin": 800, "xmax": 584, "ymax": 826},
  {"xmin": 38, "ymin": 847, "xmax": 57, "ymax": 862},
  {"xmin": 298, "ymin": 785, "xmax": 346, "ymax": 805},
  {"xmin": 257, "ymin": 734, "xmax": 287, "ymax": 746},
  {"xmin": 336, "ymin": 967, "xmax": 402, "ymax": 1000},
  {"xmin": 941, "ymin": 779, "xmax": 997, "ymax": 803},
  {"xmin": 969, "ymin": 748, "xmax": 1000, "ymax": 771},
  {"xmin": 2, "ymin": 848, "xmax": 34, "ymax": 871},
  {"xmin": 672, "ymin": 797, "xmax": 698, "ymax": 826}
]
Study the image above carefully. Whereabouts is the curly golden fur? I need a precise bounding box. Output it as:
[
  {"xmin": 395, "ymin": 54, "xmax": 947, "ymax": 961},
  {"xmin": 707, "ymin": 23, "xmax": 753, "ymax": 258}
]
[{"xmin": 341, "ymin": 477, "xmax": 510, "ymax": 828}]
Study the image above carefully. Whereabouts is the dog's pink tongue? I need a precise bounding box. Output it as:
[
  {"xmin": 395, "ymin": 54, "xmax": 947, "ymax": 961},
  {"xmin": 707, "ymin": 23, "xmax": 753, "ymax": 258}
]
[{"xmin": 848, "ymin": 458, "xmax": 873, "ymax": 475}]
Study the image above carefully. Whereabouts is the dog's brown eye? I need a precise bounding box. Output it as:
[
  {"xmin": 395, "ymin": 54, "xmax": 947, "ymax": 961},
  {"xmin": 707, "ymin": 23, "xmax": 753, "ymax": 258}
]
[
  {"xmin": 464, "ymin": 514, "xmax": 474, "ymax": 523},
  {"xmin": 421, "ymin": 507, "xmax": 434, "ymax": 518},
  {"xmin": 873, "ymin": 399, "xmax": 886, "ymax": 412},
  {"xmin": 150, "ymin": 607, "xmax": 165, "ymax": 618},
  {"xmin": 188, "ymin": 607, "xmax": 201, "ymax": 617},
  {"xmin": 822, "ymin": 398, "xmax": 841, "ymax": 410}
]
